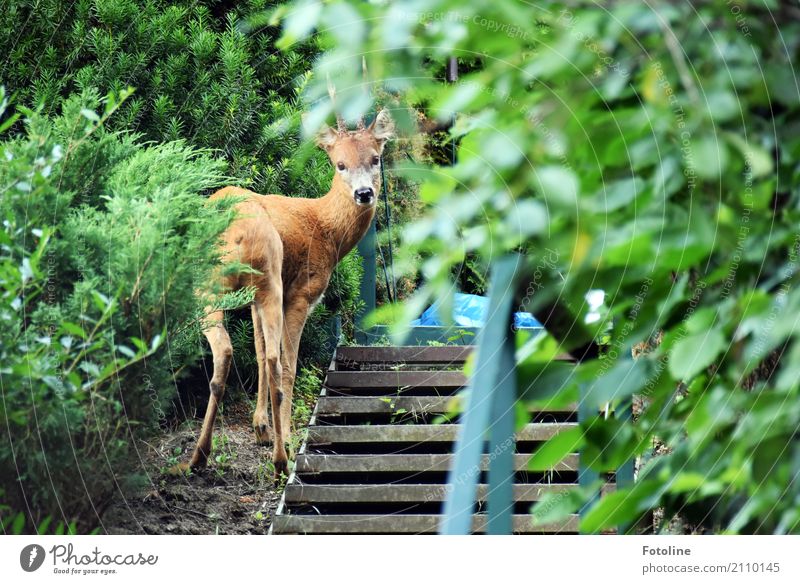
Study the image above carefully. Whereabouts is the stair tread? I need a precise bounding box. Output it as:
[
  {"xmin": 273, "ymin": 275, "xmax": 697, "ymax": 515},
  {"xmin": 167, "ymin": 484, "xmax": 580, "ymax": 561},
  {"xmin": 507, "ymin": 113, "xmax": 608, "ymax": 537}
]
[
  {"xmin": 307, "ymin": 423, "xmax": 575, "ymax": 444},
  {"xmin": 315, "ymin": 395, "xmax": 576, "ymax": 415},
  {"xmin": 272, "ymin": 513, "xmax": 579, "ymax": 534},
  {"xmin": 336, "ymin": 345, "xmax": 474, "ymax": 366},
  {"xmin": 326, "ymin": 370, "xmax": 467, "ymax": 389},
  {"xmin": 296, "ymin": 452, "xmax": 579, "ymax": 473},
  {"xmin": 284, "ymin": 482, "xmax": 603, "ymax": 503},
  {"xmin": 272, "ymin": 345, "xmax": 586, "ymax": 535}
]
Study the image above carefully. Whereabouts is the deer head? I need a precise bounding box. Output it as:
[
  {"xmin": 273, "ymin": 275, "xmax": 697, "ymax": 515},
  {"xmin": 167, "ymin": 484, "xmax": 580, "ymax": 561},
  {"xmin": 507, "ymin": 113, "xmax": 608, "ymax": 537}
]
[{"xmin": 316, "ymin": 109, "xmax": 395, "ymax": 207}]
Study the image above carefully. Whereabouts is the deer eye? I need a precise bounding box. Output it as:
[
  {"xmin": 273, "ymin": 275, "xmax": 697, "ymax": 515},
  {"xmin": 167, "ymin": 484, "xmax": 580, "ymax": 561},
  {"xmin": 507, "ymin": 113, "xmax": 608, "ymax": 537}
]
[
  {"xmin": 371, "ymin": 155, "xmax": 380, "ymax": 166},
  {"xmin": 337, "ymin": 162, "xmax": 346, "ymax": 171}
]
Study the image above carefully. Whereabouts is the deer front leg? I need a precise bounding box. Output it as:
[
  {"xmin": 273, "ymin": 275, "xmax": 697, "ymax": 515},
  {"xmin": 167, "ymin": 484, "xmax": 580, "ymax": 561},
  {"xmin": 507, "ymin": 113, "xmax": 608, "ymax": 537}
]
[
  {"xmin": 187, "ymin": 310, "xmax": 232, "ymax": 470},
  {"xmin": 251, "ymin": 304, "xmax": 272, "ymax": 445},
  {"xmin": 278, "ymin": 297, "xmax": 311, "ymax": 447},
  {"xmin": 254, "ymin": 290, "xmax": 288, "ymax": 477}
]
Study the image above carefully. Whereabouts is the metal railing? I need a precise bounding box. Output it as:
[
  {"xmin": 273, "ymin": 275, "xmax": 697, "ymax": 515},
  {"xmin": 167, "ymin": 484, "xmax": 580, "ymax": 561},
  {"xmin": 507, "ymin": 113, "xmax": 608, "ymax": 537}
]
[{"xmin": 439, "ymin": 253, "xmax": 635, "ymax": 534}]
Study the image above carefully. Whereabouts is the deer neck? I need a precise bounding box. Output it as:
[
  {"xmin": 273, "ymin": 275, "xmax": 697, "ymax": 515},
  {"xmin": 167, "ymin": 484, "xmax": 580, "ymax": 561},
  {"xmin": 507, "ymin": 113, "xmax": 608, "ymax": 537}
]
[{"xmin": 315, "ymin": 174, "xmax": 377, "ymax": 263}]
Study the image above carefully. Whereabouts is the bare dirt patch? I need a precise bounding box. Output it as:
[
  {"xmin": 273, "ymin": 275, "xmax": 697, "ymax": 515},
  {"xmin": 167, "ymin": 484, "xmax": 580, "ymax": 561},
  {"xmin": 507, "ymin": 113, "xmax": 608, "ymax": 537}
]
[{"xmin": 102, "ymin": 402, "xmax": 283, "ymax": 534}]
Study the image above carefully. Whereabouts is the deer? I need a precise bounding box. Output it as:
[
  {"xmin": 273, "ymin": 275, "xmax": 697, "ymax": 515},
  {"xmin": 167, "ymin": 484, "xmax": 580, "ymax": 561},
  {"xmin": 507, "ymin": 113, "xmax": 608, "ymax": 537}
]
[{"xmin": 179, "ymin": 103, "xmax": 395, "ymax": 478}]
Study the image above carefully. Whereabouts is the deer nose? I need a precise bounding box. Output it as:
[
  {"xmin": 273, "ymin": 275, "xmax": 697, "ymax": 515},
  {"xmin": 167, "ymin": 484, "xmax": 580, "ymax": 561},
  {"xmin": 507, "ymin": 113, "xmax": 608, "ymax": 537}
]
[{"xmin": 354, "ymin": 187, "xmax": 375, "ymax": 205}]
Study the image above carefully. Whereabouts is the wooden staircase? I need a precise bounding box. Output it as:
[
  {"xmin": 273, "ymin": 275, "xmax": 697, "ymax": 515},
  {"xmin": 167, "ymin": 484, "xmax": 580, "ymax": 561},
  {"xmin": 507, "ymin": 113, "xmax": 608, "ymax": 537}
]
[{"xmin": 271, "ymin": 345, "xmax": 585, "ymax": 534}]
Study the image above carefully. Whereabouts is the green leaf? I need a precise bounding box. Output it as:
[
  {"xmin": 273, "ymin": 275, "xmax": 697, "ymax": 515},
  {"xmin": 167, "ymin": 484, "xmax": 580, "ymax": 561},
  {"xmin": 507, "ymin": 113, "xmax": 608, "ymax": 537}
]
[
  {"xmin": 528, "ymin": 426, "xmax": 584, "ymax": 470},
  {"xmin": 666, "ymin": 472, "xmax": 708, "ymax": 494},
  {"xmin": 130, "ymin": 337, "xmax": 148, "ymax": 353},
  {"xmin": 689, "ymin": 136, "xmax": 729, "ymax": 180},
  {"xmin": 481, "ymin": 129, "xmax": 524, "ymax": 169},
  {"xmin": 533, "ymin": 166, "xmax": 578, "ymax": 208},
  {"xmin": 80, "ymin": 108, "xmax": 100, "ymax": 122},
  {"xmin": 668, "ymin": 329, "xmax": 725, "ymax": 380},
  {"xmin": 588, "ymin": 177, "xmax": 645, "ymax": 212},
  {"xmin": 0, "ymin": 112, "xmax": 20, "ymax": 133},
  {"xmin": 116, "ymin": 345, "xmax": 136, "ymax": 359},
  {"xmin": 531, "ymin": 487, "xmax": 588, "ymax": 526},
  {"xmin": 12, "ymin": 512, "xmax": 25, "ymax": 534},
  {"xmin": 582, "ymin": 415, "xmax": 640, "ymax": 470},
  {"xmin": 91, "ymin": 291, "xmax": 113, "ymax": 312},
  {"xmin": 37, "ymin": 516, "xmax": 53, "ymax": 535},
  {"xmin": 518, "ymin": 359, "xmax": 577, "ymax": 408},
  {"xmin": 726, "ymin": 132, "xmax": 774, "ymax": 178},
  {"xmin": 705, "ymin": 91, "xmax": 740, "ymax": 122},
  {"xmin": 506, "ymin": 200, "xmax": 547, "ymax": 237},
  {"xmin": 581, "ymin": 481, "xmax": 660, "ymax": 533},
  {"xmin": 583, "ymin": 358, "xmax": 654, "ymax": 409},
  {"xmin": 278, "ymin": 0, "xmax": 322, "ymax": 50}
]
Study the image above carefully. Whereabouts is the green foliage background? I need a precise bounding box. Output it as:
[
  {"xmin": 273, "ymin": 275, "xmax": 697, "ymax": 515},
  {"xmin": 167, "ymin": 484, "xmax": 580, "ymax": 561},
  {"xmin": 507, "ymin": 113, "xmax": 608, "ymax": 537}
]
[
  {"xmin": 0, "ymin": 0, "xmax": 367, "ymax": 365},
  {"xmin": 0, "ymin": 0, "xmax": 375, "ymax": 532},
  {"xmin": 0, "ymin": 89, "xmax": 237, "ymax": 531},
  {"xmin": 286, "ymin": 0, "xmax": 800, "ymax": 533}
]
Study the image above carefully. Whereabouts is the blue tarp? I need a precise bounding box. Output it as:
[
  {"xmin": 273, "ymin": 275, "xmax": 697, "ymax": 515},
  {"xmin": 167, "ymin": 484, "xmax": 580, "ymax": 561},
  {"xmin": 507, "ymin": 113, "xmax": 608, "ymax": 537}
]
[{"xmin": 410, "ymin": 293, "xmax": 542, "ymax": 329}]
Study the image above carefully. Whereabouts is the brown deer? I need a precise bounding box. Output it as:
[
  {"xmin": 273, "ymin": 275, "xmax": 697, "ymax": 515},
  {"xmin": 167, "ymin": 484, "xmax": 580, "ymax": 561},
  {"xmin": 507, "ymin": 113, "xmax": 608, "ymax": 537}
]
[{"xmin": 182, "ymin": 107, "xmax": 395, "ymax": 477}]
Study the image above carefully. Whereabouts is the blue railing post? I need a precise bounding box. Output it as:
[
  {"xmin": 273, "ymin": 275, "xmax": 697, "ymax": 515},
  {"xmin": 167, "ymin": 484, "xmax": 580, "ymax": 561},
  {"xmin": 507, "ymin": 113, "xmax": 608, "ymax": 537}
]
[
  {"xmin": 615, "ymin": 401, "xmax": 635, "ymax": 534},
  {"xmin": 355, "ymin": 218, "xmax": 377, "ymax": 344},
  {"xmin": 440, "ymin": 254, "xmax": 523, "ymax": 535},
  {"xmin": 577, "ymin": 389, "xmax": 601, "ymax": 532},
  {"xmin": 486, "ymin": 334, "xmax": 516, "ymax": 534}
]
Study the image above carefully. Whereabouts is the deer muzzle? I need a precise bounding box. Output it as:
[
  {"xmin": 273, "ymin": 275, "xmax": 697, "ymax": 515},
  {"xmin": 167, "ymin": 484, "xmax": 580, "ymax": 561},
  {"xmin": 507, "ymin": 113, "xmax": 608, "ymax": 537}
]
[{"xmin": 354, "ymin": 187, "xmax": 375, "ymax": 206}]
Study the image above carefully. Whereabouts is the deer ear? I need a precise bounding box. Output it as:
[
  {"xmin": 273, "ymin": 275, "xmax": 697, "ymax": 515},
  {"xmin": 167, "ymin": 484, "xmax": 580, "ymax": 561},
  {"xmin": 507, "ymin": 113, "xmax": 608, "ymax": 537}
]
[
  {"xmin": 316, "ymin": 125, "xmax": 339, "ymax": 151},
  {"xmin": 369, "ymin": 109, "xmax": 395, "ymax": 148}
]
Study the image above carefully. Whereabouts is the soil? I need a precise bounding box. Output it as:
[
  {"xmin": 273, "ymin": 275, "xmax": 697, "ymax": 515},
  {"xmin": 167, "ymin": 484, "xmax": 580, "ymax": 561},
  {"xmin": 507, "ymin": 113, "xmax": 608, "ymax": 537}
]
[{"xmin": 101, "ymin": 401, "xmax": 284, "ymax": 534}]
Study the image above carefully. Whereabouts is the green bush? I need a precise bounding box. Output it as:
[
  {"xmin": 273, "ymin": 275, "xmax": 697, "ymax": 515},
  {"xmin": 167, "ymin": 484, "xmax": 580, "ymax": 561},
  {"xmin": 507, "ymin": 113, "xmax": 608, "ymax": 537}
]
[
  {"xmin": 287, "ymin": 1, "xmax": 800, "ymax": 533},
  {"xmin": 0, "ymin": 0, "xmax": 370, "ymax": 380},
  {"xmin": 0, "ymin": 0, "xmax": 412, "ymax": 428},
  {"xmin": 0, "ymin": 0, "xmax": 322, "ymax": 194},
  {"xmin": 0, "ymin": 88, "xmax": 235, "ymax": 532}
]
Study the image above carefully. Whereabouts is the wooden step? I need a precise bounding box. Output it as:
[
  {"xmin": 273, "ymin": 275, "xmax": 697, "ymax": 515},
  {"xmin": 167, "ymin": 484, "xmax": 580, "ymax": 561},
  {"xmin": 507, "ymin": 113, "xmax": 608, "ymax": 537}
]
[
  {"xmin": 335, "ymin": 346, "xmax": 577, "ymax": 368},
  {"xmin": 272, "ymin": 513, "xmax": 579, "ymax": 534},
  {"xmin": 315, "ymin": 395, "xmax": 576, "ymax": 416},
  {"xmin": 336, "ymin": 345, "xmax": 474, "ymax": 367},
  {"xmin": 295, "ymin": 453, "xmax": 579, "ymax": 473},
  {"xmin": 307, "ymin": 423, "xmax": 575, "ymax": 444},
  {"xmin": 326, "ymin": 370, "xmax": 467, "ymax": 389},
  {"xmin": 272, "ymin": 343, "xmax": 590, "ymax": 536},
  {"xmin": 284, "ymin": 483, "xmax": 597, "ymax": 504}
]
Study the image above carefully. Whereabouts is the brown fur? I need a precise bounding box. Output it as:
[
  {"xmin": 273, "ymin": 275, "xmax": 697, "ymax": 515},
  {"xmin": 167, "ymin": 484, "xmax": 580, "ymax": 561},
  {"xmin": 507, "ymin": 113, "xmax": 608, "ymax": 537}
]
[{"xmin": 183, "ymin": 111, "xmax": 394, "ymax": 476}]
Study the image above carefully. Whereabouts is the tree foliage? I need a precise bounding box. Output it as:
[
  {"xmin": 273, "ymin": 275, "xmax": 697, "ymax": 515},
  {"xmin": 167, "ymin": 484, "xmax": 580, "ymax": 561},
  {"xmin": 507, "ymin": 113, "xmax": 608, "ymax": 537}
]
[
  {"xmin": 284, "ymin": 0, "xmax": 800, "ymax": 532},
  {"xmin": 0, "ymin": 89, "xmax": 236, "ymax": 530},
  {"xmin": 0, "ymin": 0, "xmax": 365, "ymax": 382}
]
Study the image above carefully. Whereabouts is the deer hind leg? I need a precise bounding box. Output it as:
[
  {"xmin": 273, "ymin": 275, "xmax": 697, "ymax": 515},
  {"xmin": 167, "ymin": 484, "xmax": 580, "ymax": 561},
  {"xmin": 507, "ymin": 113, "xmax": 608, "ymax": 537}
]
[
  {"xmin": 251, "ymin": 304, "xmax": 273, "ymax": 445},
  {"xmin": 189, "ymin": 309, "xmax": 232, "ymax": 469},
  {"xmin": 254, "ymin": 288, "xmax": 287, "ymax": 477},
  {"xmin": 279, "ymin": 297, "xmax": 311, "ymax": 448}
]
